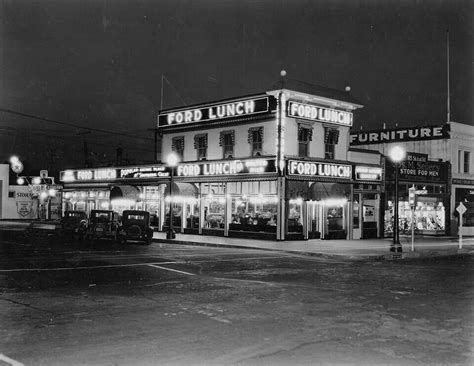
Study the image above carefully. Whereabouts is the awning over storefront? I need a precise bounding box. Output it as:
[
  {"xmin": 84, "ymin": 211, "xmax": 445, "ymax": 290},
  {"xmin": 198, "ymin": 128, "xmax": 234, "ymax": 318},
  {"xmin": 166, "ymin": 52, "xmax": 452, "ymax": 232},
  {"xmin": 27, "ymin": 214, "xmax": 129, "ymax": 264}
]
[
  {"xmin": 164, "ymin": 182, "xmax": 198, "ymax": 198},
  {"xmin": 308, "ymin": 182, "xmax": 350, "ymax": 201},
  {"xmin": 286, "ymin": 181, "xmax": 351, "ymax": 201},
  {"xmin": 110, "ymin": 185, "xmax": 140, "ymax": 201}
]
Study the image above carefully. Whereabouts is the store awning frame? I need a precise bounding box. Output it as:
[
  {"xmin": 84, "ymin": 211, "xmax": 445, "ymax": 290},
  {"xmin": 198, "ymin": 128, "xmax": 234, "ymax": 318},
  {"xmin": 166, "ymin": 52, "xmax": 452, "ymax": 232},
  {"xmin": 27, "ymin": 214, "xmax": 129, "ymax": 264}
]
[
  {"xmin": 110, "ymin": 185, "xmax": 140, "ymax": 201},
  {"xmin": 164, "ymin": 182, "xmax": 198, "ymax": 198}
]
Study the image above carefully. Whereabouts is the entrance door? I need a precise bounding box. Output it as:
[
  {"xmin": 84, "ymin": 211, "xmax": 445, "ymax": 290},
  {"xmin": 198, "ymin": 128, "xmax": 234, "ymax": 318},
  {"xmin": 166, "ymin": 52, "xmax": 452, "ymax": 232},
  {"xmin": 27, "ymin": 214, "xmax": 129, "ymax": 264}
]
[{"xmin": 353, "ymin": 193, "xmax": 362, "ymax": 239}]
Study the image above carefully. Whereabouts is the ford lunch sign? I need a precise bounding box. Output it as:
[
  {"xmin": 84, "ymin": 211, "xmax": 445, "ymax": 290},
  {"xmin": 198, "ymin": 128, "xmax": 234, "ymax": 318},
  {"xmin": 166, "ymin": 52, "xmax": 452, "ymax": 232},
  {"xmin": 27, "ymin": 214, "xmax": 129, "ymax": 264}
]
[{"xmin": 158, "ymin": 95, "xmax": 275, "ymax": 127}]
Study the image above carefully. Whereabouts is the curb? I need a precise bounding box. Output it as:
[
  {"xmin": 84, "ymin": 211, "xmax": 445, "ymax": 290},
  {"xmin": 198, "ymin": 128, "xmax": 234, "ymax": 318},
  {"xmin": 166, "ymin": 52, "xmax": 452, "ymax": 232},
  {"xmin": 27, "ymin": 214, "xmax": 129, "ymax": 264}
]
[
  {"xmin": 152, "ymin": 238, "xmax": 402, "ymax": 261},
  {"xmin": 152, "ymin": 238, "xmax": 474, "ymax": 261}
]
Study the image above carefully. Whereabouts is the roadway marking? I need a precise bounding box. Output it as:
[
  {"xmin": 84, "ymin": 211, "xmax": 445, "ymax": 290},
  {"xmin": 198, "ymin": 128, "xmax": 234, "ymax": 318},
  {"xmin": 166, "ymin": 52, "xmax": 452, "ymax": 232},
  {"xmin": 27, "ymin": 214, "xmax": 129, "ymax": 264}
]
[
  {"xmin": 0, "ymin": 261, "xmax": 178, "ymax": 273},
  {"xmin": 147, "ymin": 264, "xmax": 196, "ymax": 276},
  {"xmin": 0, "ymin": 353, "xmax": 24, "ymax": 366}
]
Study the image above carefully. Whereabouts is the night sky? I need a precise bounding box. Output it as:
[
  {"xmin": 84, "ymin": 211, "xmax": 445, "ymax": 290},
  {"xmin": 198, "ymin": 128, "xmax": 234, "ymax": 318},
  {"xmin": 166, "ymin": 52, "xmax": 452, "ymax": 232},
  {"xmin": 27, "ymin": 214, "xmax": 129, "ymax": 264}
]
[{"xmin": 0, "ymin": 0, "xmax": 472, "ymax": 172}]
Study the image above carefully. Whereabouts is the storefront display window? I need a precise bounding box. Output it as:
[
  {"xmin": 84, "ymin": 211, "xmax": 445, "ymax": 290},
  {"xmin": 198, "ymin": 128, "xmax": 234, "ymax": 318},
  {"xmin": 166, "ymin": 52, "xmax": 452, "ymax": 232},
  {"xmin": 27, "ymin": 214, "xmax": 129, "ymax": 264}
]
[
  {"xmin": 384, "ymin": 198, "xmax": 446, "ymax": 236},
  {"xmin": 202, "ymin": 182, "xmax": 225, "ymax": 230},
  {"xmin": 288, "ymin": 199, "xmax": 303, "ymax": 233},
  {"xmin": 228, "ymin": 181, "xmax": 278, "ymax": 234},
  {"xmin": 63, "ymin": 190, "xmax": 109, "ymax": 214},
  {"xmin": 140, "ymin": 186, "xmax": 164, "ymax": 226},
  {"xmin": 325, "ymin": 203, "xmax": 345, "ymax": 239}
]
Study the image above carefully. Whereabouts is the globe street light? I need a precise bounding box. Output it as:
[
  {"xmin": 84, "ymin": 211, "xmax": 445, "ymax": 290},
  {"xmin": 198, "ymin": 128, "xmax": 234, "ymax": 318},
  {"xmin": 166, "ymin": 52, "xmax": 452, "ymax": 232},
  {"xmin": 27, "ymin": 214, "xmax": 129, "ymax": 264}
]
[
  {"xmin": 389, "ymin": 145, "xmax": 406, "ymax": 252},
  {"xmin": 166, "ymin": 152, "xmax": 180, "ymax": 239}
]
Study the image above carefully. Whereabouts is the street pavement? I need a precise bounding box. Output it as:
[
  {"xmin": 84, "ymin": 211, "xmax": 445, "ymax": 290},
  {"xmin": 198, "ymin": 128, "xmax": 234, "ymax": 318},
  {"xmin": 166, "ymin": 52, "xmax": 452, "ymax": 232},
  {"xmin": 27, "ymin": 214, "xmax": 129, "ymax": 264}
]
[{"xmin": 1, "ymin": 219, "xmax": 473, "ymax": 260}]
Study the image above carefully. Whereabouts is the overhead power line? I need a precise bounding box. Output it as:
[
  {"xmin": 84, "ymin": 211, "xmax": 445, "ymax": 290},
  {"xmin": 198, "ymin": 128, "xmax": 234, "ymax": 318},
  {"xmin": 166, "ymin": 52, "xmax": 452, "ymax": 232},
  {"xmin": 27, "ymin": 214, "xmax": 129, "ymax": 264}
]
[{"xmin": 0, "ymin": 107, "xmax": 154, "ymax": 142}]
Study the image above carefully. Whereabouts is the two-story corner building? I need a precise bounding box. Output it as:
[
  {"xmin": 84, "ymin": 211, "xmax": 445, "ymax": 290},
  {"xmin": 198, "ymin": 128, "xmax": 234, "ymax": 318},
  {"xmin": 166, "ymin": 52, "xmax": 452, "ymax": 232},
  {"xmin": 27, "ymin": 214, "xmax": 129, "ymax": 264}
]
[
  {"xmin": 156, "ymin": 79, "xmax": 384, "ymax": 241},
  {"xmin": 350, "ymin": 121, "xmax": 474, "ymax": 236},
  {"xmin": 58, "ymin": 79, "xmax": 385, "ymax": 242}
]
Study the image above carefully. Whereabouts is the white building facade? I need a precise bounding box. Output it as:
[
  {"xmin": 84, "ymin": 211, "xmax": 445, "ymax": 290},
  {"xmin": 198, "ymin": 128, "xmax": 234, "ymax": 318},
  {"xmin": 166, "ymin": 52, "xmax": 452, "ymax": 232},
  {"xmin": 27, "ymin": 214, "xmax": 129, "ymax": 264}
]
[{"xmin": 350, "ymin": 122, "xmax": 474, "ymax": 236}]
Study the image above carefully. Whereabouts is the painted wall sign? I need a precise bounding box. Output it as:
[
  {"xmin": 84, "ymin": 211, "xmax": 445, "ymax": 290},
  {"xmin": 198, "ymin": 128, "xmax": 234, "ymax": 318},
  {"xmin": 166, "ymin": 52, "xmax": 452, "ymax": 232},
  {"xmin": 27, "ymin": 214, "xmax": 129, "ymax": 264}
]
[
  {"xmin": 175, "ymin": 159, "xmax": 276, "ymax": 177},
  {"xmin": 158, "ymin": 96, "xmax": 274, "ymax": 127},
  {"xmin": 288, "ymin": 160, "xmax": 352, "ymax": 179},
  {"xmin": 350, "ymin": 124, "xmax": 450, "ymax": 145},
  {"xmin": 386, "ymin": 160, "xmax": 449, "ymax": 182},
  {"xmin": 287, "ymin": 101, "xmax": 353, "ymax": 126},
  {"xmin": 119, "ymin": 166, "xmax": 170, "ymax": 179},
  {"xmin": 407, "ymin": 152, "xmax": 428, "ymax": 163},
  {"xmin": 354, "ymin": 166, "xmax": 382, "ymax": 181}
]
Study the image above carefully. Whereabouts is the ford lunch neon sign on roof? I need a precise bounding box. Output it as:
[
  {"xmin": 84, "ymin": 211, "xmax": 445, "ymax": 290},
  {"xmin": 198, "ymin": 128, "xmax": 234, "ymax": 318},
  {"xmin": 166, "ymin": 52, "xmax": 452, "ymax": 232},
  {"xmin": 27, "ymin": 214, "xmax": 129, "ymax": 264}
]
[
  {"xmin": 158, "ymin": 95, "xmax": 273, "ymax": 127},
  {"xmin": 287, "ymin": 101, "xmax": 353, "ymax": 127}
]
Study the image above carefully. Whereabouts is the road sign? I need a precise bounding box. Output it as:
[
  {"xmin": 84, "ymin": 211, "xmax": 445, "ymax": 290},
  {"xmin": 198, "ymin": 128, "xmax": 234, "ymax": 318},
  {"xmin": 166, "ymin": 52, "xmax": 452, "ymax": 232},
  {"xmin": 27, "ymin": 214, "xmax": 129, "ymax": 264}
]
[
  {"xmin": 408, "ymin": 186, "xmax": 416, "ymax": 208},
  {"xmin": 415, "ymin": 189, "xmax": 427, "ymax": 195},
  {"xmin": 456, "ymin": 202, "xmax": 467, "ymax": 215}
]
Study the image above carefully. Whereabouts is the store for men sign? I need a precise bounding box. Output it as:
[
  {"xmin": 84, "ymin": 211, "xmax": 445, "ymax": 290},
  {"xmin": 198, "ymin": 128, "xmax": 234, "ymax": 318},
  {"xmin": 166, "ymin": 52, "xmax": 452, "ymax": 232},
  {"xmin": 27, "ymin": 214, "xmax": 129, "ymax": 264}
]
[
  {"xmin": 158, "ymin": 95, "xmax": 273, "ymax": 127},
  {"xmin": 350, "ymin": 124, "xmax": 450, "ymax": 145}
]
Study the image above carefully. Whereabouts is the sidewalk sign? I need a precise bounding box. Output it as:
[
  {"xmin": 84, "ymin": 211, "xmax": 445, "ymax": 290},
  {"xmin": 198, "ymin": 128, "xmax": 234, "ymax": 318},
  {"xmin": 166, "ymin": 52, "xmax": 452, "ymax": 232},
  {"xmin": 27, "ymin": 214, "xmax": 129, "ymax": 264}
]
[{"xmin": 456, "ymin": 202, "xmax": 467, "ymax": 249}]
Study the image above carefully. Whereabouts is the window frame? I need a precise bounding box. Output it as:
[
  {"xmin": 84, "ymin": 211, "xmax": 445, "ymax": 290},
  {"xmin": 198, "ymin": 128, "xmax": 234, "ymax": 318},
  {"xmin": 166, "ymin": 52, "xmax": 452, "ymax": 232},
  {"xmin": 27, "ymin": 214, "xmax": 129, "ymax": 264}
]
[
  {"xmin": 249, "ymin": 127, "xmax": 263, "ymax": 157},
  {"xmin": 220, "ymin": 130, "xmax": 235, "ymax": 159},
  {"xmin": 324, "ymin": 127, "xmax": 339, "ymax": 160},
  {"xmin": 171, "ymin": 136, "xmax": 185, "ymax": 161},
  {"xmin": 464, "ymin": 151, "xmax": 470, "ymax": 173},
  {"xmin": 194, "ymin": 134, "xmax": 208, "ymax": 160}
]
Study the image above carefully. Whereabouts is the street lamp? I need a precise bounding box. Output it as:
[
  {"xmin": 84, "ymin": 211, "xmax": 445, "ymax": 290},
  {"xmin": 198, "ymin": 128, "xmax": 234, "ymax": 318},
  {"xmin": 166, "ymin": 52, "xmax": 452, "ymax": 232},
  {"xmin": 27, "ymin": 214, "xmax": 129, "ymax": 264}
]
[
  {"xmin": 166, "ymin": 152, "xmax": 180, "ymax": 239},
  {"xmin": 389, "ymin": 145, "xmax": 406, "ymax": 252}
]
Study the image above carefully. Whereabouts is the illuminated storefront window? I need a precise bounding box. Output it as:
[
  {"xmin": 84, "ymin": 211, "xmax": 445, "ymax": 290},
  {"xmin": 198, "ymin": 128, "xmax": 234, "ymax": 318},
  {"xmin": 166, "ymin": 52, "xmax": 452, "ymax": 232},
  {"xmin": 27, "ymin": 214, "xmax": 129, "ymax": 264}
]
[
  {"xmin": 202, "ymin": 182, "xmax": 226, "ymax": 230},
  {"xmin": 384, "ymin": 197, "xmax": 446, "ymax": 235},
  {"xmin": 228, "ymin": 181, "xmax": 278, "ymax": 234}
]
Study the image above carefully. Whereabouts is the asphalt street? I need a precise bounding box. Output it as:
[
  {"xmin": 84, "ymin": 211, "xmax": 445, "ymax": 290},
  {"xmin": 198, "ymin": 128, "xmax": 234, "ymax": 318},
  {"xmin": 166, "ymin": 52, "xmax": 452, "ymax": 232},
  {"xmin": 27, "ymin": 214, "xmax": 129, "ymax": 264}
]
[{"xmin": 0, "ymin": 237, "xmax": 473, "ymax": 366}]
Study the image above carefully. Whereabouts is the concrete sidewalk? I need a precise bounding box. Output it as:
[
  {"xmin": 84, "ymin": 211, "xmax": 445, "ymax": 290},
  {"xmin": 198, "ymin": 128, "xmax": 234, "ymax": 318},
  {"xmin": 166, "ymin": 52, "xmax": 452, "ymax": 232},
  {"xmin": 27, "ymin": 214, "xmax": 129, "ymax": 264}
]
[{"xmin": 152, "ymin": 231, "xmax": 474, "ymax": 260}]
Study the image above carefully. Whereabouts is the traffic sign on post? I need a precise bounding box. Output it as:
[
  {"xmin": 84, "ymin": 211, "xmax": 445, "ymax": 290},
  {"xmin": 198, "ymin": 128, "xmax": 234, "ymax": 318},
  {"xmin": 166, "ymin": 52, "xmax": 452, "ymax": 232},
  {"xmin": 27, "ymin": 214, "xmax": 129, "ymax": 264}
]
[
  {"xmin": 456, "ymin": 202, "xmax": 467, "ymax": 215},
  {"xmin": 457, "ymin": 202, "xmax": 467, "ymax": 249},
  {"xmin": 409, "ymin": 186, "xmax": 416, "ymax": 209}
]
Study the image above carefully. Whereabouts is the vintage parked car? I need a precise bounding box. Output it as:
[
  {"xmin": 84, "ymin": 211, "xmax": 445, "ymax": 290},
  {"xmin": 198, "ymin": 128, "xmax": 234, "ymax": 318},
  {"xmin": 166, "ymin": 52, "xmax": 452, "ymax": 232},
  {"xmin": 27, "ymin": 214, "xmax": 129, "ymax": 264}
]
[
  {"xmin": 60, "ymin": 210, "xmax": 88, "ymax": 240},
  {"xmin": 117, "ymin": 210, "xmax": 154, "ymax": 245},
  {"xmin": 84, "ymin": 209, "xmax": 120, "ymax": 244}
]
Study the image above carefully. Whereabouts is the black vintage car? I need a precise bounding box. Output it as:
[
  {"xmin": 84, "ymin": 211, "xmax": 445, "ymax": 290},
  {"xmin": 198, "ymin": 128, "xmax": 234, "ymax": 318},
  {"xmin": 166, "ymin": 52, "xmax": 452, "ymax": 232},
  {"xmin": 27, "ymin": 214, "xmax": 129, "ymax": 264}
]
[
  {"xmin": 117, "ymin": 210, "xmax": 153, "ymax": 245},
  {"xmin": 84, "ymin": 209, "xmax": 120, "ymax": 244},
  {"xmin": 61, "ymin": 210, "xmax": 88, "ymax": 240}
]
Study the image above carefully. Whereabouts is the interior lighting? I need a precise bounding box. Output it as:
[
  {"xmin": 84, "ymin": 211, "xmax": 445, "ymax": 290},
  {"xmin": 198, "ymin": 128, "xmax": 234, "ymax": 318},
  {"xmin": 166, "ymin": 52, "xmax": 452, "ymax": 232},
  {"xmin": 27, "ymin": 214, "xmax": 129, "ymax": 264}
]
[
  {"xmin": 16, "ymin": 177, "xmax": 25, "ymax": 185},
  {"xmin": 321, "ymin": 198, "xmax": 347, "ymax": 206},
  {"xmin": 32, "ymin": 177, "xmax": 41, "ymax": 185}
]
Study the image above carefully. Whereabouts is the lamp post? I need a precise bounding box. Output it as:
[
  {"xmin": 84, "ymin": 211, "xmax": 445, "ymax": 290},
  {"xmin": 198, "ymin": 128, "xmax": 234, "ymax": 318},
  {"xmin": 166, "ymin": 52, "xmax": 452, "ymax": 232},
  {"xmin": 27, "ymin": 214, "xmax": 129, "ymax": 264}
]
[
  {"xmin": 389, "ymin": 145, "xmax": 406, "ymax": 252},
  {"xmin": 166, "ymin": 152, "xmax": 179, "ymax": 239}
]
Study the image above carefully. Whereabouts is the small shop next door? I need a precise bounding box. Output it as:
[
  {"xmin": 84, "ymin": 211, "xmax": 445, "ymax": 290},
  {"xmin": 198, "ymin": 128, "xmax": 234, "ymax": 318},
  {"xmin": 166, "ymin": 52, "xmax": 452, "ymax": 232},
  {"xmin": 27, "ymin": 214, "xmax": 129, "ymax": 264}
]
[{"xmin": 352, "ymin": 192, "xmax": 380, "ymax": 239}]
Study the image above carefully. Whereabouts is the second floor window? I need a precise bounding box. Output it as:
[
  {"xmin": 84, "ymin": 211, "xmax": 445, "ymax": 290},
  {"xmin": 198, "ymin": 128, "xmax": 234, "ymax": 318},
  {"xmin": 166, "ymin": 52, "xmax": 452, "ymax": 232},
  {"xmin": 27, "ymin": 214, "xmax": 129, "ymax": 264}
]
[
  {"xmin": 298, "ymin": 125, "xmax": 313, "ymax": 157},
  {"xmin": 248, "ymin": 127, "xmax": 263, "ymax": 156},
  {"xmin": 194, "ymin": 134, "xmax": 208, "ymax": 160},
  {"xmin": 171, "ymin": 136, "xmax": 184, "ymax": 160},
  {"xmin": 464, "ymin": 151, "xmax": 470, "ymax": 173},
  {"xmin": 220, "ymin": 130, "xmax": 235, "ymax": 158},
  {"xmin": 324, "ymin": 128, "xmax": 339, "ymax": 160}
]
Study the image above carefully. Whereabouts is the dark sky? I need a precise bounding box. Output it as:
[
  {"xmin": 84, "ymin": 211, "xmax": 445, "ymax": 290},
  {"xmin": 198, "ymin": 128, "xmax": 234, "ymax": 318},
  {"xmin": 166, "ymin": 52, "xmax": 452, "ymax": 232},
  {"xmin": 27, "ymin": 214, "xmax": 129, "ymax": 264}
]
[{"xmin": 0, "ymin": 0, "xmax": 472, "ymax": 171}]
